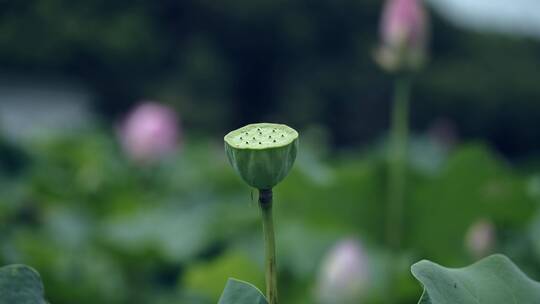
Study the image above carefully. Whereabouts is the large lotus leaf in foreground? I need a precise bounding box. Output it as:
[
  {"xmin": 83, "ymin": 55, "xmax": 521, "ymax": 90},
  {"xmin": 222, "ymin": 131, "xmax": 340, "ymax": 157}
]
[
  {"xmin": 0, "ymin": 264, "xmax": 47, "ymax": 304},
  {"xmin": 411, "ymin": 254, "xmax": 540, "ymax": 304}
]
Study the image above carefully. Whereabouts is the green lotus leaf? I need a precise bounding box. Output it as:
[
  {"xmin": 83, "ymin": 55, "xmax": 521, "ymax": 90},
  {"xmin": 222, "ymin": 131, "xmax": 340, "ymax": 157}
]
[
  {"xmin": 218, "ymin": 278, "xmax": 268, "ymax": 304},
  {"xmin": 0, "ymin": 264, "xmax": 47, "ymax": 304},
  {"xmin": 224, "ymin": 123, "xmax": 298, "ymax": 190},
  {"xmin": 411, "ymin": 254, "xmax": 540, "ymax": 304}
]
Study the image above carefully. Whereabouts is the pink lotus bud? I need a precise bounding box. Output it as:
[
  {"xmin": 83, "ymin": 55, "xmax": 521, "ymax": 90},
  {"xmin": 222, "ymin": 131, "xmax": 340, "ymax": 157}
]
[
  {"xmin": 376, "ymin": 0, "xmax": 429, "ymax": 72},
  {"xmin": 119, "ymin": 102, "xmax": 180, "ymax": 163},
  {"xmin": 465, "ymin": 219, "xmax": 496, "ymax": 259},
  {"xmin": 428, "ymin": 118, "xmax": 458, "ymax": 151},
  {"xmin": 316, "ymin": 239, "xmax": 370, "ymax": 304}
]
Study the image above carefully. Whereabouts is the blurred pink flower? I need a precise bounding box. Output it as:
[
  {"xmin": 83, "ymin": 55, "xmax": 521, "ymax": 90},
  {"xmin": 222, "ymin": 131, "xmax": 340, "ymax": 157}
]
[
  {"xmin": 376, "ymin": 0, "xmax": 429, "ymax": 72},
  {"xmin": 428, "ymin": 118, "xmax": 458, "ymax": 151},
  {"xmin": 316, "ymin": 239, "xmax": 370, "ymax": 304},
  {"xmin": 119, "ymin": 102, "xmax": 180, "ymax": 163},
  {"xmin": 465, "ymin": 219, "xmax": 496, "ymax": 259}
]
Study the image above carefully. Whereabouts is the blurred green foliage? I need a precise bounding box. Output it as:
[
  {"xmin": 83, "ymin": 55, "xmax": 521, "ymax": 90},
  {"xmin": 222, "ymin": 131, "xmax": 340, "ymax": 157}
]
[
  {"xmin": 0, "ymin": 127, "xmax": 539, "ymax": 303},
  {"xmin": 0, "ymin": 0, "xmax": 539, "ymax": 155},
  {"xmin": 1, "ymin": 1, "xmax": 540, "ymax": 303}
]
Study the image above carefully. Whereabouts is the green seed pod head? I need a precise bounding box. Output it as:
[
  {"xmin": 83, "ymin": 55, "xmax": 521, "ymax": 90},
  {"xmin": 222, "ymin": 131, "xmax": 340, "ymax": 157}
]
[{"xmin": 224, "ymin": 123, "xmax": 299, "ymax": 190}]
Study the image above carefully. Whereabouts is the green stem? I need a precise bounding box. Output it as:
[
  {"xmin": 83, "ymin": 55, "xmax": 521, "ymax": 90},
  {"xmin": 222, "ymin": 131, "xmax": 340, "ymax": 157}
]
[
  {"xmin": 259, "ymin": 189, "xmax": 278, "ymax": 304},
  {"xmin": 386, "ymin": 76, "xmax": 412, "ymax": 304},
  {"xmin": 386, "ymin": 76, "xmax": 412, "ymax": 250}
]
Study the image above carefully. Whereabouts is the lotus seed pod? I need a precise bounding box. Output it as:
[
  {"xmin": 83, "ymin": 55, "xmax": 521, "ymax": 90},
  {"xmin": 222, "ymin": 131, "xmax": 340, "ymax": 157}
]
[
  {"xmin": 465, "ymin": 219, "xmax": 496, "ymax": 259},
  {"xmin": 316, "ymin": 239, "xmax": 370, "ymax": 304},
  {"xmin": 224, "ymin": 123, "xmax": 298, "ymax": 190}
]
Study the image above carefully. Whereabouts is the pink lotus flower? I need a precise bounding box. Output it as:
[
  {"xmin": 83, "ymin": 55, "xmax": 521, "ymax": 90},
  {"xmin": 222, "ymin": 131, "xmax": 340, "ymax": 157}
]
[
  {"xmin": 119, "ymin": 102, "xmax": 180, "ymax": 163},
  {"xmin": 316, "ymin": 239, "xmax": 370, "ymax": 304},
  {"xmin": 465, "ymin": 219, "xmax": 496, "ymax": 259},
  {"xmin": 376, "ymin": 0, "xmax": 429, "ymax": 72}
]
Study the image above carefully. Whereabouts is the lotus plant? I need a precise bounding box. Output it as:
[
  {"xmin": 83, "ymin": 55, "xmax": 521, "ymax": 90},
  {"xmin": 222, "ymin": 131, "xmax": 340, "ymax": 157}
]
[
  {"xmin": 374, "ymin": 2, "xmax": 430, "ymax": 302},
  {"xmin": 219, "ymin": 123, "xmax": 298, "ymax": 304},
  {"xmin": 375, "ymin": 0, "xmax": 429, "ymax": 249}
]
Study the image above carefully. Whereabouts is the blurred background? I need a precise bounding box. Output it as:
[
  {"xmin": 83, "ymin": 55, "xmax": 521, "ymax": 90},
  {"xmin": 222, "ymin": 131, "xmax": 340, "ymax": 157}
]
[{"xmin": 1, "ymin": 0, "xmax": 540, "ymax": 303}]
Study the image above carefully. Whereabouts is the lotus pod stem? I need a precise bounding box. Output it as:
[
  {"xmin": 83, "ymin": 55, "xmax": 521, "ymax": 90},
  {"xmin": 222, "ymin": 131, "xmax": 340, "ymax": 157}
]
[{"xmin": 259, "ymin": 189, "xmax": 278, "ymax": 304}]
